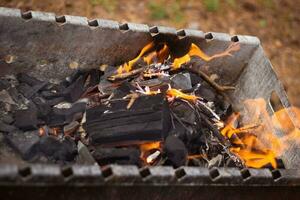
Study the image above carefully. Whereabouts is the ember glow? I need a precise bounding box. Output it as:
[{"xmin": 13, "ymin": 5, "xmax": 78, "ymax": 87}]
[
  {"xmin": 221, "ymin": 98, "xmax": 300, "ymax": 168},
  {"xmin": 140, "ymin": 142, "xmax": 161, "ymax": 165}
]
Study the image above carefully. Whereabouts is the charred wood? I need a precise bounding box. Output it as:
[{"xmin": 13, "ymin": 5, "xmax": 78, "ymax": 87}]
[
  {"xmin": 92, "ymin": 147, "xmax": 140, "ymax": 166},
  {"xmin": 87, "ymin": 94, "xmax": 171, "ymax": 145}
]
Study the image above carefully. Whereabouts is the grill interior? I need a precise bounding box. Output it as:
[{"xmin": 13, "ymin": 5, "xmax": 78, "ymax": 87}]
[{"xmin": 1, "ymin": 7, "xmax": 300, "ymax": 195}]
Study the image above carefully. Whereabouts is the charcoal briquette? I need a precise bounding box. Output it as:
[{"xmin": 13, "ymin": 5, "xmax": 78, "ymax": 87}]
[
  {"xmin": 0, "ymin": 121, "xmax": 17, "ymax": 133},
  {"xmin": 39, "ymin": 136, "xmax": 77, "ymax": 162},
  {"xmin": 5, "ymin": 130, "xmax": 40, "ymax": 160},
  {"xmin": 1, "ymin": 114, "xmax": 14, "ymax": 124},
  {"xmin": 170, "ymin": 73, "xmax": 192, "ymax": 90},
  {"xmin": 92, "ymin": 147, "xmax": 141, "ymax": 166},
  {"xmin": 14, "ymin": 107, "xmax": 38, "ymax": 131},
  {"xmin": 196, "ymin": 83, "xmax": 216, "ymax": 102},
  {"xmin": 87, "ymin": 94, "xmax": 171, "ymax": 145},
  {"xmin": 17, "ymin": 73, "xmax": 43, "ymax": 86},
  {"xmin": 163, "ymin": 135, "xmax": 187, "ymax": 167},
  {"xmin": 63, "ymin": 74, "xmax": 86, "ymax": 102}
]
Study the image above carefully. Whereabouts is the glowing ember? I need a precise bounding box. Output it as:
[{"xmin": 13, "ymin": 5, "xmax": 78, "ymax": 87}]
[
  {"xmin": 146, "ymin": 150, "xmax": 161, "ymax": 164},
  {"xmin": 140, "ymin": 141, "xmax": 161, "ymax": 152},
  {"xmin": 139, "ymin": 142, "xmax": 161, "ymax": 165}
]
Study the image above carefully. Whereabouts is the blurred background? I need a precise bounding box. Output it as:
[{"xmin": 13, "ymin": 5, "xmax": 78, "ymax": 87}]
[{"xmin": 1, "ymin": 0, "xmax": 299, "ymax": 106}]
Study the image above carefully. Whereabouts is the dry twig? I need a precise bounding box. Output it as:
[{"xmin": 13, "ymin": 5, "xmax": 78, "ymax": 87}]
[
  {"xmin": 107, "ymin": 68, "xmax": 145, "ymax": 81},
  {"xmin": 183, "ymin": 65, "xmax": 235, "ymax": 94}
]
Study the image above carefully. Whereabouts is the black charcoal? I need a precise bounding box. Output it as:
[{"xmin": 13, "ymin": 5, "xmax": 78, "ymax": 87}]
[
  {"xmin": 17, "ymin": 81, "xmax": 48, "ymax": 99},
  {"xmin": 47, "ymin": 113, "xmax": 66, "ymax": 127},
  {"xmin": 64, "ymin": 70, "xmax": 86, "ymax": 87},
  {"xmin": 46, "ymin": 97, "xmax": 66, "ymax": 106},
  {"xmin": 14, "ymin": 106, "xmax": 38, "ymax": 131},
  {"xmin": 17, "ymin": 73, "xmax": 43, "ymax": 86},
  {"xmin": 225, "ymin": 157, "xmax": 238, "ymax": 167},
  {"xmin": 47, "ymin": 102, "xmax": 86, "ymax": 126},
  {"xmin": 32, "ymin": 97, "xmax": 52, "ymax": 120},
  {"xmin": 60, "ymin": 136, "xmax": 78, "ymax": 162},
  {"xmin": 163, "ymin": 135, "xmax": 187, "ymax": 167},
  {"xmin": 5, "ymin": 130, "xmax": 40, "ymax": 160},
  {"xmin": 40, "ymin": 90, "xmax": 63, "ymax": 100},
  {"xmin": 63, "ymin": 75, "xmax": 86, "ymax": 102},
  {"xmin": 85, "ymin": 69, "xmax": 102, "ymax": 88},
  {"xmin": 112, "ymin": 81, "xmax": 134, "ymax": 98},
  {"xmin": 0, "ymin": 121, "xmax": 17, "ymax": 132},
  {"xmin": 189, "ymin": 72, "xmax": 203, "ymax": 86},
  {"xmin": 196, "ymin": 82, "xmax": 216, "ymax": 102},
  {"xmin": 170, "ymin": 73, "xmax": 192, "ymax": 90},
  {"xmin": 1, "ymin": 114, "xmax": 14, "ymax": 124},
  {"xmin": 39, "ymin": 136, "xmax": 77, "ymax": 162},
  {"xmin": 0, "ymin": 79, "xmax": 10, "ymax": 90},
  {"xmin": 7, "ymin": 87, "xmax": 22, "ymax": 104},
  {"xmin": 92, "ymin": 147, "xmax": 140, "ymax": 166},
  {"xmin": 64, "ymin": 121, "xmax": 80, "ymax": 136},
  {"xmin": 87, "ymin": 94, "xmax": 171, "ymax": 145}
]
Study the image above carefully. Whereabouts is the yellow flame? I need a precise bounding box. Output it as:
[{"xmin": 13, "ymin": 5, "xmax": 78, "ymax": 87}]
[
  {"xmin": 139, "ymin": 142, "xmax": 161, "ymax": 165},
  {"xmin": 166, "ymin": 88, "xmax": 198, "ymax": 102},
  {"xmin": 157, "ymin": 44, "xmax": 169, "ymax": 63},
  {"xmin": 140, "ymin": 142, "xmax": 161, "ymax": 152},
  {"xmin": 117, "ymin": 42, "xmax": 155, "ymax": 74},
  {"xmin": 221, "ymin": 98, "xmax": 300, "ymax": 169},
  {"xmin": 172, "ymin": 42, "xmax": 240, "ymax": 70}
]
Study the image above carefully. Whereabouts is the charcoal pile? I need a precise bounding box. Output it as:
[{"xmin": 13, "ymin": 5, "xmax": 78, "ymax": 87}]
[{"xmin": 0, "ymin": 41, "xmax": 282, "ymax": 168}]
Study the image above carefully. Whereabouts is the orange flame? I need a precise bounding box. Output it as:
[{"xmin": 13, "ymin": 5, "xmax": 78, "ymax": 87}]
[
  {"xmin": 143, "ymin": 43, "xmax": 169, "ymax": 65},
  {"xmin": 117, "ymin": 42, "xmax": 155, "ymax": 74},
  {"xmin": 140, "ymin": 141, "xmax": 161, "ymax": 152},
  {"xmin": 166, "ymin": 88, "xmax": 198, "ymax": 102},
  {"xmin": 172, "ymin": 42, "xmax": 240, "ymax": 70},
  {"xmin": 221, "ymin": 98, "xmax": 300, "ymax": 168},
  {"xmin": 139, "ymin": 142, "xmax": 161, "ymax": 165},
  {"xmin": 117, "ymin": 43, "xmax": 170, "ymax": 74}
]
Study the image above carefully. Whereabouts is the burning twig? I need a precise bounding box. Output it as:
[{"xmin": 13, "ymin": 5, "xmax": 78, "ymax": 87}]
[
  {"xmin": 108, "ymin": 67, "xmax": 145, "ymax": 81},
  {"xmin": 166, "ymin": 88, "xmax": 199, "ymax": 103},
  {"xmin": 143, "ymin": 72, "xmax": 169, "ymax": 78},
  {"xmin": 123, "ymin": 93, "xmax": 139, "ymax": 109}
]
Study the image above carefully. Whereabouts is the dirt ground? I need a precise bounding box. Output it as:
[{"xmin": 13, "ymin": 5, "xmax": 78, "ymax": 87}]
[{"xmin": 1, "ymin": 0, "xmax": 299, "ymax": 106}]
